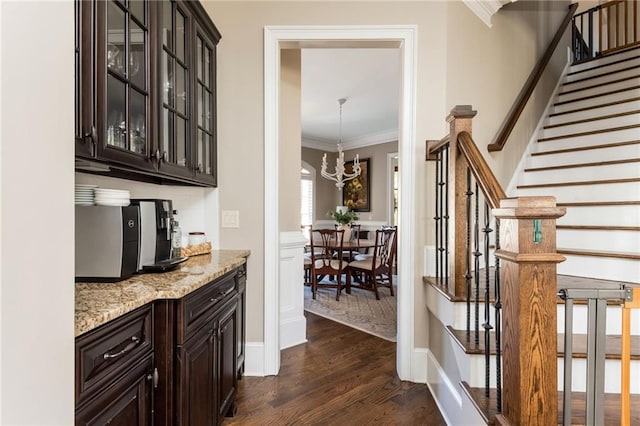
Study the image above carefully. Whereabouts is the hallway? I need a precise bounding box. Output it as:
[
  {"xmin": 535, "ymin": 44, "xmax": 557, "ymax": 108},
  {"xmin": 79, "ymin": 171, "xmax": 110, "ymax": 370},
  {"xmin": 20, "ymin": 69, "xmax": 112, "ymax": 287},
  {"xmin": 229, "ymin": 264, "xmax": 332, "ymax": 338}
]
[{"xmin": 224, "ymin": 312, "xmax": 445, "ymax": 425}]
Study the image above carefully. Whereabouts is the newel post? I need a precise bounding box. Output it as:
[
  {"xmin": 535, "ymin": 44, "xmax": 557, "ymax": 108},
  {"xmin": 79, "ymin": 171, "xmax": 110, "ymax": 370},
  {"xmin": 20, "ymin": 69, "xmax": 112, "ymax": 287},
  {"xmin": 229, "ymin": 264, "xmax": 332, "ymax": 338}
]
[
  {"xmin": 448, "ymin": 105, "xmax": 477, "ymax": 297},
  {"xmin": 493, "ymin": 197, "xmax": 566, "ymax": 426}
]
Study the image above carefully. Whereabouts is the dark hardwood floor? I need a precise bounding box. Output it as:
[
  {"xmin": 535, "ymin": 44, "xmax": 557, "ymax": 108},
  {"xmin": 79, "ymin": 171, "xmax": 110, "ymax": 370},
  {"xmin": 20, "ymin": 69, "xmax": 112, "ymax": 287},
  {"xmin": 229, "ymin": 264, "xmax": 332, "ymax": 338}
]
[{"xmin": 224, "ymin": 312, "xmax": 445, "ymax": 425}]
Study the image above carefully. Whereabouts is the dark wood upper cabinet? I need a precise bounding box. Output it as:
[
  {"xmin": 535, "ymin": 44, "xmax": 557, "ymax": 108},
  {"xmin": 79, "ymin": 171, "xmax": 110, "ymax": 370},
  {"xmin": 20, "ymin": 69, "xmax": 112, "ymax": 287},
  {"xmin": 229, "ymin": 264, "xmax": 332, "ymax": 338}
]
[{"xmin": 75, "ymin": 0, "xmax": 220, "ymax": 187}]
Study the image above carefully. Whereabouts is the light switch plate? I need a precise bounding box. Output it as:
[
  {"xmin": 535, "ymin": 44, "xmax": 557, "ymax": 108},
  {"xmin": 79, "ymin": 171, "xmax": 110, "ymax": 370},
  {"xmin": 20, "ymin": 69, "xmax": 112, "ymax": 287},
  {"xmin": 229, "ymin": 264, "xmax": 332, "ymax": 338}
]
[{"xmin": 221, "ymin": 210, "xmax": 240, "ymax": 228}]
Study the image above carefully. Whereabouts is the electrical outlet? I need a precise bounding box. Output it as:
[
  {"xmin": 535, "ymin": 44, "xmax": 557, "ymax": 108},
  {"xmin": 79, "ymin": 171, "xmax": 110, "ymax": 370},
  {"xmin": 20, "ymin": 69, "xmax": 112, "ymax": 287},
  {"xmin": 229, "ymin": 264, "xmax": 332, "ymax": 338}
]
[{"xmin": 221, "ymin": 210, "xmax": 240, "ymax": 228}]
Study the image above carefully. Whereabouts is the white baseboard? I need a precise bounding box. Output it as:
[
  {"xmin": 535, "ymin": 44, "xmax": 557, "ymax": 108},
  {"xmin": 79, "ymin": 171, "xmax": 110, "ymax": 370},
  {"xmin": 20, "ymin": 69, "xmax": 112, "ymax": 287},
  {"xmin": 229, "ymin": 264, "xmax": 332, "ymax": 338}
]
[
  {"xmin": 412, "ymin": 347, "xmax": 428, "ymax": 383},
  {"xmin": 280, "ymin": 315, "xmax": 307, "ymax": 350},
  {"xmin": 244, "ymin": 342, "xmax": 266, "ymax": 377}
]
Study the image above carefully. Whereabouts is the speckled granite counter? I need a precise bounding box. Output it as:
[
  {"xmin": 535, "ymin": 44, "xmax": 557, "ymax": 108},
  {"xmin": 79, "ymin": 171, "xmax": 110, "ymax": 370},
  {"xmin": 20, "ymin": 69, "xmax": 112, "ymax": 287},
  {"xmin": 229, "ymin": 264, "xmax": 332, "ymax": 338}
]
[{"xmin": 75, "ymin": 250, "xmax": 250, "ymax": 337}]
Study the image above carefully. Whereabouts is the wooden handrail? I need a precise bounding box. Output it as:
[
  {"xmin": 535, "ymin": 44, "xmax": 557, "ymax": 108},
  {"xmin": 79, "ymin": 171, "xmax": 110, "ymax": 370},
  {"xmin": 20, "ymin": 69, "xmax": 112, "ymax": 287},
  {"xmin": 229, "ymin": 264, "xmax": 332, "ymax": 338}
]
[
  {"xmin": 457, "ymin": 131, "xmax": 506, "ymax": 208},
  {"xmin": 488, "ymin": 2, "xmax": 579, "ymax": 152}
]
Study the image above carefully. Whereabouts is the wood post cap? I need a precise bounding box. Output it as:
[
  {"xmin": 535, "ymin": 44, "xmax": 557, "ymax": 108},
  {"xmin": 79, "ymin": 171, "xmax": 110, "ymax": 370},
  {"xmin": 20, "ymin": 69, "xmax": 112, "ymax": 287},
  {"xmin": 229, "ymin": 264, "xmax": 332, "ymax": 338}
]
[{"xmin": 446, "ymin": 105, "xmax": 477, "ymax": 122}]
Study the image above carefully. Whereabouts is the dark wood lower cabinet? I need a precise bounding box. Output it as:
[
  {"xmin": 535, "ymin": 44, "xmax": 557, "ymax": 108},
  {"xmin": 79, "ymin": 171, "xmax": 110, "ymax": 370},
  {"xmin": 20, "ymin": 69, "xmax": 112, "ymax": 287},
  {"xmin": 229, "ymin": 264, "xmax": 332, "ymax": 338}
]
[
  {"xmin": 175, "ymin": 287, "xmax": 238, "ymax": 425},
  {"xmin": 75, "ymin": 356, "xmax": 154, "ymax": 426},
  {"xmin": 76, "ymin": 265, "xmax": 246, "ymax": 426}
]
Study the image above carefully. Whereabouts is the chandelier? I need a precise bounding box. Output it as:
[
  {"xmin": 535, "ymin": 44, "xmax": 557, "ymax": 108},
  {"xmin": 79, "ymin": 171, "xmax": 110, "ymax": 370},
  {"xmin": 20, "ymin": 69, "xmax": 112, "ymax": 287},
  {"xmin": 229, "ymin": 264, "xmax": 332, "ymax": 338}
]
[{"xmin": 321, "ymin": 98, "xmax": 361, "ymax": 190}]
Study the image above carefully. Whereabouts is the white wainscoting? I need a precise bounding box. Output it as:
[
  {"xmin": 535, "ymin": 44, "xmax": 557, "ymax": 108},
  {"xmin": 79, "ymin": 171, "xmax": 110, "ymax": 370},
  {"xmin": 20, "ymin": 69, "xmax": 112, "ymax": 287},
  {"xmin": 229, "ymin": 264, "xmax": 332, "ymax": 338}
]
[
  {"xmin": 279, "ymin": 231, "xmax": 308, "ymax": 350},
  {"xmin": 244, "ymin": 342, "xmax": 266, "ymax": 377}
]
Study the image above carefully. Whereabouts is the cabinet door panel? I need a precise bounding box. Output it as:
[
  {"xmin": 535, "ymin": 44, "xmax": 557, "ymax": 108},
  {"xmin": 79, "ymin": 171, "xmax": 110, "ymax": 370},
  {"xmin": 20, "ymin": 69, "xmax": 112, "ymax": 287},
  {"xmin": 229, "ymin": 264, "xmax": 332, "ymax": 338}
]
[
  {"xmin": 176, "ymin": 326, "xmax": 216, "ymax": 426},
  {"xmin": 217, "ymin": 300, "xmax": 237, "ymax": 420},
  {"xmin": 193, "ymin": 25, "xmax": 217, "ymax": 186},
  {"xmin": 96, "ymin": 0, "xmax": 153, "ymax": 171},
  {"xmin": 156, "ymin": 0, "xmax": 193, "ymax": 180},
  {"xmin": 75, "ymin": 356, "xmax": 153, "ymax": 426}
]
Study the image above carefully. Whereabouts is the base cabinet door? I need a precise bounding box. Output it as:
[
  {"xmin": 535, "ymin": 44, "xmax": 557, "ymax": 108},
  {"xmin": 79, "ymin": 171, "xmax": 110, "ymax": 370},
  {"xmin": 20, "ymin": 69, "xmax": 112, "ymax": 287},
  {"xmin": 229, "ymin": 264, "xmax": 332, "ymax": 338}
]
[
  {"xmin": 217, "ymin": 300, "xmax": 237, "ymax": 421},
  {"xmin": 75, "ymin": 356, "xmax": 154, "ymax": 426},
  {"xmin": 176, "ymin": 324, "xmax": 217, "ymax": 426}
]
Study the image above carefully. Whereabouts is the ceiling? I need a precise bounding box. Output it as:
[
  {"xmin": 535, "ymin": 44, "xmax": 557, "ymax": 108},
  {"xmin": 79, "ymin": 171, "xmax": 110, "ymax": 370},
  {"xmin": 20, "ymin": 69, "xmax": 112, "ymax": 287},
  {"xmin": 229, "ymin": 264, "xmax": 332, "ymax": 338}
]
[{"xmin": 301, "ymin": 48, "xmax": 400, "ymax": 150}]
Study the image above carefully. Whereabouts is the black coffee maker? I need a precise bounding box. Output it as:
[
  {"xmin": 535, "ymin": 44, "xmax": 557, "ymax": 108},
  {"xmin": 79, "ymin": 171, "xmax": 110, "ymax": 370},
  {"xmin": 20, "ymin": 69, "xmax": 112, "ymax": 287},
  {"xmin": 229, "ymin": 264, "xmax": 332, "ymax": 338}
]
[{"xmin": 130, "ymin": 199, "xmax": 187, "ymax": 272}]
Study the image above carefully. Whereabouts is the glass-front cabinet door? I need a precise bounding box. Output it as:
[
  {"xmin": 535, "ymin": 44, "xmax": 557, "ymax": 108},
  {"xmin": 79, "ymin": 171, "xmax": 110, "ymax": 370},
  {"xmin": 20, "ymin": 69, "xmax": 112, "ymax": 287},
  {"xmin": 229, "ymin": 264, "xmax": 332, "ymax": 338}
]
[
  {"xmin": 75, "ymin": 0, "xmax": 94, "ymax": 158},
  {"xmin": 157, "ymin": 0, "xmax": 193, "ymax": 180},
  {"xmin": 96, "ymin": 0, "xmax": 152, "ymax": 170},
  {"xmin": 194, "ymin": 24, "xmax": 217, "ymax": 186}
]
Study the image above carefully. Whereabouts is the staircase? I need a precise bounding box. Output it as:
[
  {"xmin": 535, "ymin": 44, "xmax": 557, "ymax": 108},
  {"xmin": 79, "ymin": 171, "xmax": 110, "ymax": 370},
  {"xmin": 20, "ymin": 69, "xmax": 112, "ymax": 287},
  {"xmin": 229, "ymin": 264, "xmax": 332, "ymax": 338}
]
[
  {"xmin": 513, "ymin": 44, "xmax": 640, "ymax": 284},
  {"xmin": 425, "ymin": 45, "xmax": 640, "ymax": 425}
]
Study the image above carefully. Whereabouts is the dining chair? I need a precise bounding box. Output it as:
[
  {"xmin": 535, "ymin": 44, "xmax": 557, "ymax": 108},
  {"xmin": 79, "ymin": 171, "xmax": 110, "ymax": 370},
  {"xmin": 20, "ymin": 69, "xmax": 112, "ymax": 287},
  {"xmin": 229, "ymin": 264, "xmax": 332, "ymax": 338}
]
[
  {"xmin": 310, "ymin": 228, "xmax": 347, "ymax": 301},
  {"xmin": 346, "ymin": 227, "xmax": 397, "ymax": 300},
  {"xmin": 334, "ymin": 223, "xmax": 362, "ymax": 262}
]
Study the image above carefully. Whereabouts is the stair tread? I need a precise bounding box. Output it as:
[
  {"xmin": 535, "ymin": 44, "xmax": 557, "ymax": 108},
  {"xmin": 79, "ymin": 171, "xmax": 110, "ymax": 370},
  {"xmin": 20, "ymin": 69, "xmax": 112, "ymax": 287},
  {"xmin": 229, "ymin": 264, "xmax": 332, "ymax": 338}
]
[
  {"xmin": 538, "ymin": 123, "xmax": 640, "ymax": 142},
  {"xmin": 560, "ymin": 74, "xmax": 640, "ymax": 96},
  {"xmin": 549, "ymin": 96, "xmax": 640, "ymax": 117},
  {"xmin": 557, "ymin": 201, "xmax": 640, "ymax": 206},
  {"xmin": 564, "ymin": 63, "xmax": 640, "ymax": 87},
  {"xmin": 424, "ymin": 273, "xmax": 639, "ymax": 303},
  {"xmin": 554, "ymin": 84, "xmax": 640, "ymax": 107},
  {"xmin": 517, "ymin": 177, "xmax": 640, "ymax": 189},
  {"xmin": 544, "ymin": 109, "xmax": 640, "ymax": 129},
  {"xmin": 524, "ymin": 157, "xmax": 640, "ymax": 172},
  {"xmin": 446, "ymin": 326, "xmax": 640, "ymax": 359},
  {"xmin": 531, "ymin": 140, "xmax": 640, "ymax": 156},
  {"xmin": 558, "ymin": 248, "xmax": 640, "ymax": 260},
  {"xmin": 460, "ymin": 381, "xmax": 640, "ymax": 426},
  {"xmin": 567, "ymin": 45, "xmax": 640, "ymax": 77},
  {"xmin": 558, "ymin": 225, "xmax": 640, "ymax": 231}
]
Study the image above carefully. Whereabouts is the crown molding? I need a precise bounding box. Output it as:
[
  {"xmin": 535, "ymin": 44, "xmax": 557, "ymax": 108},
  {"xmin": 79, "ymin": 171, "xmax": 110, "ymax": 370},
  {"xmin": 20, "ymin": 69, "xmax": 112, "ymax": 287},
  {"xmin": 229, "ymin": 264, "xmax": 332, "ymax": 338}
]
[
  {"xmin": 302, "ymin": 127, "xmax": 398, "ymax": 151},
  {"xmin": 463, "ymin": 0, "xmax": 515, "ymax": 27}
]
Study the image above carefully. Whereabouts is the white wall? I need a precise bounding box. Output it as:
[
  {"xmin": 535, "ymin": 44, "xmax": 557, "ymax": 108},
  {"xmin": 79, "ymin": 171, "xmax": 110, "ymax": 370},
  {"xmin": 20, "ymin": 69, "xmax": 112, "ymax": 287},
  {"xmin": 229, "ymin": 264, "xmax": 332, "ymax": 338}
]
[
  {"xmin": 75, "ymin": 173, "xmax": 219, "ymax": 248},
  {"xmin": 0, "ymin": 1, "xmax": 75, "ymax": 423}
]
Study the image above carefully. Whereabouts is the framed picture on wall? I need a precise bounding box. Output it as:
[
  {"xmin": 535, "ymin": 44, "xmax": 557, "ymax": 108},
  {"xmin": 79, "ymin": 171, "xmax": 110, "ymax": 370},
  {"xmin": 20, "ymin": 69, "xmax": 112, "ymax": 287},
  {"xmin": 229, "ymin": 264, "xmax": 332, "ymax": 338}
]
[{"xmin": 342, "ymin": 158, "xmax": 370, "ymax": 212}]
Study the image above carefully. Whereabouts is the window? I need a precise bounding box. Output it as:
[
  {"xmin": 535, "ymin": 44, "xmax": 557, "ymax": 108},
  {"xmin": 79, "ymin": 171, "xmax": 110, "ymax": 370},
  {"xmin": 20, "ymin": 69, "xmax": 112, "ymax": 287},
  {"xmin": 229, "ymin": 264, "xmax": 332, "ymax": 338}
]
[{"xmin": 301, "ymin": 167, "xmax": 313, "ymax": 227}]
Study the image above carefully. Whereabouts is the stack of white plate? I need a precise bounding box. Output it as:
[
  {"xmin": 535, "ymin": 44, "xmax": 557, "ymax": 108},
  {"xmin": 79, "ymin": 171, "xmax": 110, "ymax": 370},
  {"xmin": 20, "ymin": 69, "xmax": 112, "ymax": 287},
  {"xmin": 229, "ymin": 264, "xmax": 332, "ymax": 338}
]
[
  {"xmin": 94, "ymin": 188, "xmax": 131, "ymax": 206},
  {"xmin": 75, "ymin": 184, "xmax": 97, "ymax": 206}
]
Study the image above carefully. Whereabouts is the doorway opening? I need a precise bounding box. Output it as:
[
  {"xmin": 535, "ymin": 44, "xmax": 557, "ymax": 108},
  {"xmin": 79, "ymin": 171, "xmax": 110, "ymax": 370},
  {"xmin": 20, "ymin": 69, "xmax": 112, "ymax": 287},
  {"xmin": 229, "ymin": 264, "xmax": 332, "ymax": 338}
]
[{"xmin": 264, "ymin": 25, "xmax": 418, "ymax": 381}]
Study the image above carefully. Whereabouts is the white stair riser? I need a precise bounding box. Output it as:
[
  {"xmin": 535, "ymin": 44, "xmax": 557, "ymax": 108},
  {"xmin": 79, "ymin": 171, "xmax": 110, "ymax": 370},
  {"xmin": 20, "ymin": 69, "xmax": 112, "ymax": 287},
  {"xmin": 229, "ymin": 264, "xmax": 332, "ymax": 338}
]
[
  {"xmin": 520, "ymin": 163, "xmax": 640, "ymax": 185},
  {"xmin": 568, "ymin": 48, "xmax": 640, "ymax": 74},
  {"xmin": 557, "ymin": 229, "xmax": 640, "ymax": 253},
  {"xmin": 547, "ymin": 98, "xmax": 640, "ymax": 126},
  {"xmin": 558, "ymin": 304, "xmax": 640, "ymax": 335},
  {"xmin": 537, "ymin": 127, "xmax": 640, "ymax": 150},
  {"xmin": 559, "ymin": 206, "xmax": 640, "ymax": 227},
  {"xmin": 557, "ymin": 358, "xmax": 640, "ymax": 393},
  {"xmin": 556, "ymin": 78, "xmax": 640, "ymax": 103},
  {"xmin": 557, "ymin": 254, "xmax": 640, "ymax": 283},
  {"xmin": 516, "ymin": 181, "xmax": 639, "ymax": 202},
  {"xmin": 541, "ymin": 113, "xmax": 640, "ymax": 139},
  {"xmin": 553, "ymin": 87, "xmax": 640, "ymax": 113},
  {"xmin": 562, "ymin": 66, "xmax": 640, "ymax": 92},
  {"xmin": 529, "ymin": 144, "xmax": 640, "ymax": 168}
]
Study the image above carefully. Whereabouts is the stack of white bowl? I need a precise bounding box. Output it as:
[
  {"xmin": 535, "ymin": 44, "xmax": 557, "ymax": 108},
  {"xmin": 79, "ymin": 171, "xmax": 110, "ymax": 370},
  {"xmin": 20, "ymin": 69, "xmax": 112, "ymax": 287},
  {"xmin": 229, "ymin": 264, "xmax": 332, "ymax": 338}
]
[
  {"xmin": 75, "ymin": 184, "xmax": 97, "ymax": 205},
  {"xmin": 94, "ymin": 188, "xmax": 131, "ymax": 206}
]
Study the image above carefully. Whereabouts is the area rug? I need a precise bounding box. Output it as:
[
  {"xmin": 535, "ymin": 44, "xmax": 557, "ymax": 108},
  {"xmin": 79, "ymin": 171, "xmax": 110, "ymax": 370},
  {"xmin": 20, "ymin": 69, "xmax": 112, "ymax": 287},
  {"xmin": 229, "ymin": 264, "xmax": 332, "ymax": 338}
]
[{"xmin": 303, "ymin": 282, "xmax": 397, "ymax": 342}]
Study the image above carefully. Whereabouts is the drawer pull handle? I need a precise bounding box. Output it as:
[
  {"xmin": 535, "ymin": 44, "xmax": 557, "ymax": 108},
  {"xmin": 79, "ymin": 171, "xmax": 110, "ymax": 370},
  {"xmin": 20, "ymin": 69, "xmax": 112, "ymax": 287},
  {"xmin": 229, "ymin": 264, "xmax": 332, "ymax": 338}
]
[{"xmin": 103, "ymin": 336, "xmax": 140, "ymax": 360}]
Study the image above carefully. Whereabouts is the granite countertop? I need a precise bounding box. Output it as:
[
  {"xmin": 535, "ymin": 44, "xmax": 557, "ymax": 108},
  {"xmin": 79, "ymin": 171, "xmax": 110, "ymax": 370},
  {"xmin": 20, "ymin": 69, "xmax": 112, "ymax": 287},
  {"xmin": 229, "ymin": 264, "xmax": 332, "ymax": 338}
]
[{"xmin": 75, "ymin": 249, "xmax": 250, "ymax": 337}]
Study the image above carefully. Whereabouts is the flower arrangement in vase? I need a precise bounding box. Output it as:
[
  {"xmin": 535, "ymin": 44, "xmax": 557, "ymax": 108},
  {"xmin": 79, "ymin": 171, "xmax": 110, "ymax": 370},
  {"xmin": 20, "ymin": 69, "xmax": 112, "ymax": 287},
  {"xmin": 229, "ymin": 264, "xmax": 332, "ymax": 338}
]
[{"xmin": 328, "ymin": 207, "xmax": 359, "ymax": 240}]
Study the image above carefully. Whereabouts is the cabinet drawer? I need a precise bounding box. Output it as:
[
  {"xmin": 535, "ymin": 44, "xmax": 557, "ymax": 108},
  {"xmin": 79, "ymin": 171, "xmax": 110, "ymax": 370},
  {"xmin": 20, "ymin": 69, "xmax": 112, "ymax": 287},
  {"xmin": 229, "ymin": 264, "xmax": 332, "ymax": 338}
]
[
  {"xmin": 179, "ymin": 271, "xmax": 236, "ymax": 342},
  {"xmin": 76, "ymin": 304, "xmax": 153, "ymax": 404}
]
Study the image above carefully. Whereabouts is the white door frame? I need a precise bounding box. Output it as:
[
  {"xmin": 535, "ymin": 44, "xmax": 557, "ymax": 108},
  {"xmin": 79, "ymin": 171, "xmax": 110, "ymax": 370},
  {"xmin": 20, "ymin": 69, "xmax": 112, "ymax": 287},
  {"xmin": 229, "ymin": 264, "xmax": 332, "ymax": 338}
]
[{"xmin": 264, "ymin": 25, "xmax": 418, "ymax": 380}]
